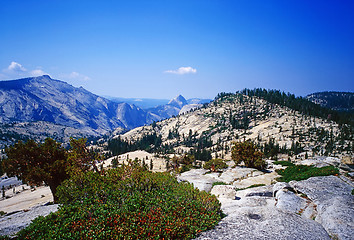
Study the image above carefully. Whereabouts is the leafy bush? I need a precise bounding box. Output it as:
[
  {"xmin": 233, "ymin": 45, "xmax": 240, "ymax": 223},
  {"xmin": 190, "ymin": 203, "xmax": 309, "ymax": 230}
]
[
  {"xmin": 212, "ymin": 181, "xmax": 228, "ymax": 187},
  {"xmin": 203, "ymin": 159, "xmax": 228, "ymax": 172},
  {"xmin": 16, "ymin": 163, "xmax": 223, "ymax": 240},
  {"xmin": 235, "ymin": 184, "xmax": 266, "ymax": 191},
  {"xmin": 273, "ymin": 161, "xmax": 295, "ymax": 167},
  {"xmin": 180, "ymin": 164, "xmax": 193, "ymax": 173},
  {"xmin": 231, "ymin": 141, "xmax": 266, "ymax": 170},
  {"xmin": 276, "ymin": 165, "xmax": 339, "ymax": 182}
]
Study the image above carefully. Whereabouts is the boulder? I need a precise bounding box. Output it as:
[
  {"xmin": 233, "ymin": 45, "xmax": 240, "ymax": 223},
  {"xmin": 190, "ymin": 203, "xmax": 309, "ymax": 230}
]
[
  {"xmin": 273, "ymin": 182, "xmax": 291, "ymax": 195},
  {"xmin": 233, "ymin": 172, "xmax": 278, "ymax": 189},
  {"xmin": 341, "ymin": 156, "xmax": 354, "ymax": 165},
  {"xmin": 275, "ymin": 189, "xmax": 307, "ymax": 214},
  {"xmin": 298, "ymin": 157, "xmax": 341, "ymax": 168},
  {"xmin": 177, "ymin": 169, "xmax": 217, "ymax": 192},
  {"xmin": 218, "ymin": 167, "xmax": 256, "ymax": 184},
  {"xmin": 196, "ymin": 205, "xmax": 331, "ymax": 240},
  {"xmin": 210, "ymin": 185, "xmax": 236, "ymax": 199},
  {"xmin": 290, "ymin": 176, "xmax": 354, "ymax": 240}
]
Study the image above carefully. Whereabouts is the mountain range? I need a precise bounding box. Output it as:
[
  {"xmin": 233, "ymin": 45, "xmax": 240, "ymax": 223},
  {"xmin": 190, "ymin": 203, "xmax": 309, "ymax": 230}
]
[
  {"xmin": 306, "ymin": 91, "xmax": 354, "ymax": 112},
  {"xmin": 110, "ymin": 91, "xmax": 353, "ymax": 162},
  {"xmin": 0, "ymin": 75, "xmax": 209, "ymax": 139}
]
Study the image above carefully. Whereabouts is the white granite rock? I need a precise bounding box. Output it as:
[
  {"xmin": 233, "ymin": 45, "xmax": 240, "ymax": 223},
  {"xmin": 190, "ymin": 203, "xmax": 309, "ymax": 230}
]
[
  {"xmin": 177, "ymin": 169, "xmax": 217, "ymax": 192},
  {"xmin": 0, "ymin": 204, "xmax": 58, "ymax": 237},
  {"xmin": 275, "ymin": 189, "xmax": 307, "ymax": 214},
  {"xmin": 290, "ymin": 176, "xmax": 354, "ymax": 240},
  {"xmin": 210, "ymin": 185, "xmax": 237, "ymax": 199},
  {"xmin": 273, "ymin": 182, "xmax": 291, "ymax": 195}
]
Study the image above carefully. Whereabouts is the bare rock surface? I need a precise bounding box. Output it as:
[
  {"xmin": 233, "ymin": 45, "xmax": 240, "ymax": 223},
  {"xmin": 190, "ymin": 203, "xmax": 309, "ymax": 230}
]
[
  {"xmin": 290, "ymin": 176, "xmax": 354, "ymax": 240},
  {"xmin": 177, "ymin": 169, "xmax": 217, "ymax": 192},
  {"xmin": 196, "ymin": 185, "xmax": 331, "ymax": 240},
  {"xmin": 232, "ymin": 171, "xmax": 278, "ymax": 189},
  {"xmin": 275, "ymin": 189, "xmax": 307, "ymax": 214},
  {"xmin": 0, "ymin": 204, "xmax": 58, "ymax": 237},
  {"xmin": 179, "ymin": 167, "xmax": 354, "ymax": 240},
  {"xmin": 210, "ymin": 185, "xmax": 236, "ymax": 199}
]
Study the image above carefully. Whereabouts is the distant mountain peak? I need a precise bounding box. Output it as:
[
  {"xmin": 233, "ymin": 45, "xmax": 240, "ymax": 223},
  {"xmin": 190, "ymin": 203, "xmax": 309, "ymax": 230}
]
[
  {"xmin": 168, "ymin": 95, "xmax": 187, "ymax": 108},
  {"xmin": 37, "ymin": 74, "xmax": 51, "ymax": 79}
]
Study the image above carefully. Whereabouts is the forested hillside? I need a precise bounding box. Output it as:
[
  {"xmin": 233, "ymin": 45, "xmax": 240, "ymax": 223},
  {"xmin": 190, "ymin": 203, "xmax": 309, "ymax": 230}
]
[
  {"xmin": 306, "ymin": 91, "xmax": 354, "ymax": 112},
  {"xmin": 104, "ymin": 90, "xmax": 353, "ymax": 164}
]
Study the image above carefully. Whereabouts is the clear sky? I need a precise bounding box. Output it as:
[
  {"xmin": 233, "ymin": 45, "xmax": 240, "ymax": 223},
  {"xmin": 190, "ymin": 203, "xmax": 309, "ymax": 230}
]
[{"xmin": 0, "ymin": 0, "xmax": 353, "ymax": 99}]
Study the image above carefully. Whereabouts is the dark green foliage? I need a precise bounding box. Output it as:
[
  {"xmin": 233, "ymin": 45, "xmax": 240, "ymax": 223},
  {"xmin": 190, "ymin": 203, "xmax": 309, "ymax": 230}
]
[
  {"xmin": 307, "ymin": 91, "xmax": 354, "ymax": 112},
  {"xmin": 2, "ymin": 138, "xmax": 102, "ymax": 203},
  {"xmin": 235, "ymin": 184, "xmax": 266, "ymax": 191},
  {"xmin": 276, "ymin": 165, "xmax": 339, "ymax": 182},
  {"xmin": 212, "ymin": 181, "xmax": 228, "ymax": 187},
  {"xmin": 0, "ymin": 157, "xmax": 3, "ymax": 176},
  {"xmin": 17, "ymin": 163, "xmax": 223, "ymax": 240},
  {"xmin": 351, "ymin": 189, "xmax": 354, "ymax": 195},
  {"xmin": 215, "ymin": 92, "xmax": 234, "ymax": 101},
  {"xmin": 241, "ymin": 88, "xmax": 354, "ymax": 126},
  {"xmin": 231, "ymin": 141, "xmax": 266, "ymax": 170},
  {"xmin": 107, "ymin": 133, "xmax": 162, "ymax": 155},
  {"xmin": 2, "ymin": 138, "xmax": 68, "ymax": 203},
  {"xmin": 191, "ymin": 148, "xmax": 212, "ymax": 161},
  {"xmin": 180, "ymin": 164, "xmax": 193, "ymax": 173},
  {"xmin": 203, "ymin": 159, "xmax": 228, "ymax": 172},
  {"xmin": 273, "ymin": 161, "xmax": 295, "ymax": 167},
  {"xmin": 262, "ymin": 138, "xmax": 281, "ymax": 158}
]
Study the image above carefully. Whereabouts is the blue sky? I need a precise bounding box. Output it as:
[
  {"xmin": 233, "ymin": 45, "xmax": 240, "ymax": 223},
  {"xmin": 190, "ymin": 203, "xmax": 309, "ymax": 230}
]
[{"xmin": 0, "ymin": 0, "xmax": 353, "ymax": 99}]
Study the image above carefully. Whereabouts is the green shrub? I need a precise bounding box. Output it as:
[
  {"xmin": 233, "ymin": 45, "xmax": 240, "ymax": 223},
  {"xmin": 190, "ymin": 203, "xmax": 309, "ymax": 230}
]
[
  {"xmin": 212, "ymin": 181, "xmax": 228, "ymax": 187},
  {"xmin": 180, "ymin": 164, "xmax": 193, "ymax": 173},
  {"xmin": 351, "ymin": 189, "xmax": 354, "ymax": 195},
  {"xmin": 276, "ymin": 165, "xmax": 339, "ymax": 182},
  {"xmin": 235, "ymin": 184, "xmax": 266, "ymax": 191},
  {"xmin": 231, "ymin": 141, "xmax": 266, "ymax": 170},
  {"xmin": 203, "ymin": 159, "xmax": 228, "ymax": 172},
  {"xmin": 16, "ymin": 163, "xmax": 223, "ymax": 240},
  {"xmin": 273, "ymin": 161, "xmax": 294, "ymax": 167}
]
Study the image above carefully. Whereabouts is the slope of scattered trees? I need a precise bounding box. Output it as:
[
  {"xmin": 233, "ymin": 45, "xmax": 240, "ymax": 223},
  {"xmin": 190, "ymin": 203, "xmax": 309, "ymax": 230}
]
[
  {"xmin": 306, "ymin": 91, "xmax": 354, "ymax": 112},
  {"xmin": 238, "ymin": 88, "xmax": 354, "ymax": 126}
]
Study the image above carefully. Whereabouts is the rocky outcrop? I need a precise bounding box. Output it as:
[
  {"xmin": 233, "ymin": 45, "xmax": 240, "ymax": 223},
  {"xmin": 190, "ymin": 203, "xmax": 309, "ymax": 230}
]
[
  {"xmin": 290, "ymin": 176, "xmax": 354, "ymax": 240},
  {"xmin": 210, "ymin": 185, "xmax": 236, "ymax": 199},
  {"xmin": 177, "ymin": 169, "xmax": 217, "ymax": 192},
  {"xmin": 0, "ymin": 204, "xmax": 58, "ymax": 237},
  {"xmin": 178, "ymin": 167, "xmax": 354, "ymax": 240},
  {"xmin": 196, "ymin": 185, "xmax": 331, "ymax": 240}
]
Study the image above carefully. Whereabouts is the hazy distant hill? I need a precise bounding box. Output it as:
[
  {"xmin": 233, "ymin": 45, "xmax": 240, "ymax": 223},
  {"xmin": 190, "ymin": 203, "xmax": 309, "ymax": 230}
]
[
  {"xmin": 0, "ymin": 76, "xmax": 209, "ymax": 145},
  {"xmin": 0, "ymin": 75, "xmax": 150, "ymax": 134},
  {"xmin": 306, "ymin": 91, "xmax": 354, "ymax": 112},
  {"xmin": 105, "ymin": 96, "xmax": 210, "ymax": 110},
  {"xmin": 107, "ymin": 94, "xmax": 211, "ymax": 121},
  {"xmin": 105, "ymin": 97, "xmax": 170, "ymax": 109}
]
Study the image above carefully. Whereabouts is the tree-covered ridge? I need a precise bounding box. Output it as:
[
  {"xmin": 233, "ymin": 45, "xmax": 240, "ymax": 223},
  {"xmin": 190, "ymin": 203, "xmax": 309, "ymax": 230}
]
[
  {"xmin": 236, "ymin": 88, "xmax": 353, "ymax": 126},
  {"xmin": 106, "ymin": 89, "xmax": 352, "ymax": 165},
  {"xmin": 306, "ymin": 91, "xmax": 354, "ymax": 112}
]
